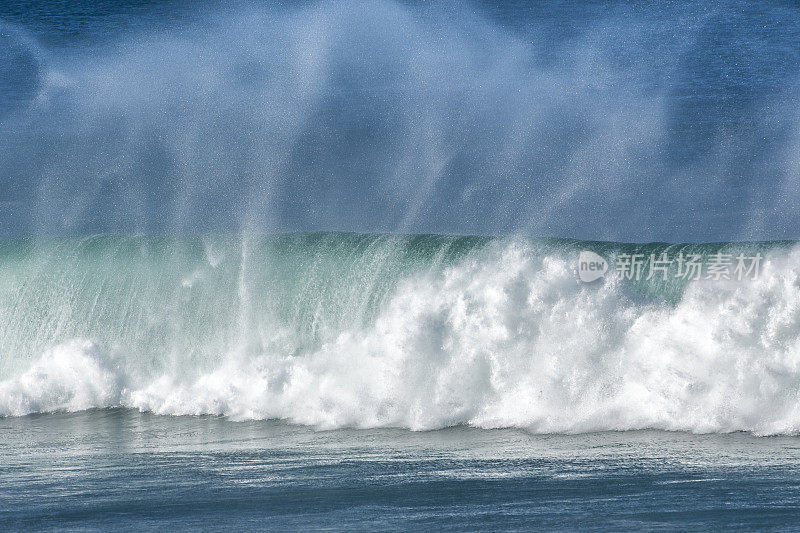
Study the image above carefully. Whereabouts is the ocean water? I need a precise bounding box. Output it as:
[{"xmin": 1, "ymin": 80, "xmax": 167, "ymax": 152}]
[
  {"xmin": 4, "ymin": 411, "xmax": 800, "ymax": 531},
  {"xmin": 2, "ymin": 234, "xmax": 800, "ymax": 529},
  {"xmin": 3, "ymin": 0, "xmax": 800, "ymax": 530}
]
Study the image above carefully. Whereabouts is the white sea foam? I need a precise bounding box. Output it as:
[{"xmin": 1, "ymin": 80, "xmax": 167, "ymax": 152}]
[
  {"xmin": 0, "ymin": 340, "xmax": 121, "ymax": 417},
  {"xmin": 3, "ymin": 239, "xmax": 800, "ymax": 435}
]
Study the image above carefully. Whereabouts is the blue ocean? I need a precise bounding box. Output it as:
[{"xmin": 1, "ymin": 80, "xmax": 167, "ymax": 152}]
[{"xmin": 2, "ymin": 1, "xmax": 800, "ymax": 530}]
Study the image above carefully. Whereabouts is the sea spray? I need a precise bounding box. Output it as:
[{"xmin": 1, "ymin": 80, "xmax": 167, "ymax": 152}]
[{"xmin": 2, "ymin": 1, "xmax": 798, "ymax": 241}]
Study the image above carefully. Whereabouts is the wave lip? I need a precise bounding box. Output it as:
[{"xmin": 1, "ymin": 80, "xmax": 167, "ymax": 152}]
[{"xmin": 2, "ymin": 234, "xmax": 800, "ymax": 435}]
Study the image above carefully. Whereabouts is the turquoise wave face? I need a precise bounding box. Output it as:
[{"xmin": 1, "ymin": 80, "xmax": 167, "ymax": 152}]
[
  {"xmin": 0, "ymin": 233, "xmax": 490, "ymax": 379},
  {"xmin": 0, "ymin": 232, "xmax": 792, "ymax": 378}
]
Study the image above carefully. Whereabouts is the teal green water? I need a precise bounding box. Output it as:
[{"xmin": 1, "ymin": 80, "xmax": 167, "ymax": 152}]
[
  {"xmin": 0, "ymin": 233, "xmax": 489, "ymax": 380},
  {"xmin": 0, "ymin": 232, "xmax": 789, "ymax": 381},
  {"xmin": 2, "ymin": 233, "xmax": 794, "ymax": 379}
]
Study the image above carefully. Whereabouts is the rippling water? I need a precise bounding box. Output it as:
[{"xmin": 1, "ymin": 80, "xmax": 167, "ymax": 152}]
[{"xmin": 3, "ymin": 410, "xmax": 800, "ymax": 530}]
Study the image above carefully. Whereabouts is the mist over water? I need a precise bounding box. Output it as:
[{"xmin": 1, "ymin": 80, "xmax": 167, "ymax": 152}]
[
  {"xmin": 1, "ymin": 0, "xmax": 798, "ymax": 241},
  {"xmin": 3, "ymin": 1, "xmax": 800, "ymax": 433}
]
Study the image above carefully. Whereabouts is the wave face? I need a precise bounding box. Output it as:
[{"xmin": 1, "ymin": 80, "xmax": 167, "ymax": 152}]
[{"xmin": 2, "ymin": 233, "xmax": 800, "ymax": 434}]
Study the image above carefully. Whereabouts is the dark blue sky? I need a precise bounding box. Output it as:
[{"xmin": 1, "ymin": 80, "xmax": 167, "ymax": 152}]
[{"xmin": 1, "ymin": 0, "xmax": 799, "ymax": 241}]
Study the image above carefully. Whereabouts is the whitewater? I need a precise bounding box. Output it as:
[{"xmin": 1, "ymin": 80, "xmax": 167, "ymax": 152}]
[{"xmin": 1, "ymin": 232, "xmax": 799, "ymax": 435}]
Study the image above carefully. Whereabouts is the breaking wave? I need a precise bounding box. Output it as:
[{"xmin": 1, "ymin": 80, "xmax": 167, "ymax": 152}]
[{"xmin": 2, "ymin": 233, "xmax": 800, "ymax": 435}]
